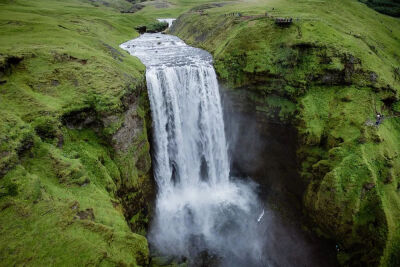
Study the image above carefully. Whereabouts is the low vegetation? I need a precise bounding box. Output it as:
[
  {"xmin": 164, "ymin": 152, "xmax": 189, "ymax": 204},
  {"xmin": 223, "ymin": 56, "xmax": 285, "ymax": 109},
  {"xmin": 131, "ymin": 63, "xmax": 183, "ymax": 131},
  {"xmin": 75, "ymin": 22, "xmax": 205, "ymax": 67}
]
[
  {"xmin": 170, "ymin": 0, "xmax": 400, "ymax": 265},
  {"xmin": 2, "ymin": 0, "xmax": 399, "ymax": 265},
  {"xmin": 0, "ymin": 0, "xmax": 154, "ymax": 265},
  {"xmin": 0, "ymin": 0, "xmax": 234, "ymax": 265}
]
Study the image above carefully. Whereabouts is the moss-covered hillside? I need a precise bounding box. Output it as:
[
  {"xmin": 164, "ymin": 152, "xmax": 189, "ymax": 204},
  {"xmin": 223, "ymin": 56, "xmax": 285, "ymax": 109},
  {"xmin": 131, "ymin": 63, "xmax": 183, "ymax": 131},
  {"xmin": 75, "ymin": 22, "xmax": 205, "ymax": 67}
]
[
  {"xmin": 0, "ymin": 0, "xmax": 245, "ymax": 265},
  {"xmin": 0, "ymin": 0, "xmax": 157, "ymax": 265},
  {"xmin": 170, "ymin": 0, "xmax": 400, "ymax": 266}
]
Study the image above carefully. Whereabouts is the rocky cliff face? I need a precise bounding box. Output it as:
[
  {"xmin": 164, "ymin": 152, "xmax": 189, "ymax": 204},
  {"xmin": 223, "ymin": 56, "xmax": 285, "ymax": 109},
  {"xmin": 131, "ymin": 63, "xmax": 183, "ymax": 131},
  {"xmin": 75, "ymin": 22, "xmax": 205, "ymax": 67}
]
[
  {"xmin": 0, "ymin": 76, "xmax": 154, "ymax": 266},
  {"xmin": 170, "ymin": 1, "xmax": 400, "ymax": 265},
  {"xmin": 0, "ymin": 0, "xmax": 155, "ymax": 265}
]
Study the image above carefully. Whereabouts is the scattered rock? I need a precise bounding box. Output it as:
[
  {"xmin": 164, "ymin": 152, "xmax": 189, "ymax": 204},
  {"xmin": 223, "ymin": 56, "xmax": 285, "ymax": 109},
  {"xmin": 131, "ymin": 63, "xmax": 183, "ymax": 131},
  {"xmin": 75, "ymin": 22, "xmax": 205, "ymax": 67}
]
[
  {"xmin": 111, "ymin": 200, "xmax": 120, "ymax": 208},
  {"xmin": 57, "ymin": 134, "xmax": 64, "ymax": 148},
  {"xmin": 0, "ymin": 54, "xmax": 24, "ymax": 78},
  {"xmin": 394, "ymin": 67, "xmax": 400, "ymax": 81},
  {"xmin": 372, "ymin": 132, "xmax": 383, "ymax": 143},
  {"xmin": 111, "ymin": 98, "xmax": 144, "ymax": 152},
  {"xmin": 363, "ymin": 182, "xmax": 376, "ymax": 191},
  {"xmin": 101, "ymin": 42, "xmax": 125, "ymax": 61},
  {"xmin": 61, "ymin": 107, "xmax": 101, "ymax": 130},
  {"xmin": 51, "ymin": 80, "xmax": 59, "ymax": 86},
  {"xmin": 120, "ymin": 3, "xmax": 144, "ymax": 14},
  {"xmin": 275, "ymin": 17, "xmax": 293, "ymax": 27},
  {"xmin": 320, "ymin": 70, "xmax": 345, "ymax": 85},
  {"xmin": 135, "ymin": 25, "xmax": 146, "ymax": 34},
  {"xmin": 16, "ymin": 135, "xmax": 34, "ymax": 156},
  {"xmin": 370, "ymin": 71, "xmax": 378, "ymax": 83},
  {"xmin": 70, "ymin": 201, "xmax": 79, "ymax": 210},
  {"xmin": 52, "ymin": 52, "xmax": 87, "ymax": 65},
  {"xmin": 76, "ymin": 208, "xmax": 95, "ymax": 221},
  {"xmin": 340, "ymin": 95, "xmax": 352, "ymax": 102},
  {"xmin": 384, "ymin": 172, "xmax": 393, "ymax": 184}
]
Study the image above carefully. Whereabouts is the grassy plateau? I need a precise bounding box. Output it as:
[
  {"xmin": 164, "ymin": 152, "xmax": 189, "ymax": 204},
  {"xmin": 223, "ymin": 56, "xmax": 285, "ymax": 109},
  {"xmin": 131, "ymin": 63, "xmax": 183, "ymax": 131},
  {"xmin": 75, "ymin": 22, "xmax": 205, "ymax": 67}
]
[{"xmin": 0, "ymin": 0, "xmax": 154, "ymax": 265}]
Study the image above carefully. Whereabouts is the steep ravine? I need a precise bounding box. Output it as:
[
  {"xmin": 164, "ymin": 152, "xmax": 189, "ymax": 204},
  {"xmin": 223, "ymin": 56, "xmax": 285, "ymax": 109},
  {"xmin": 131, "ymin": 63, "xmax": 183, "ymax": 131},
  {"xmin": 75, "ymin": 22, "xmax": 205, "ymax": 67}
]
[
  {"xmin": 222, "ymin": 88, "xmax": 339, "ymax": 266},
  {"xmin": 169, "ymin": 1, "xmax": 400, "ymax": 265}
]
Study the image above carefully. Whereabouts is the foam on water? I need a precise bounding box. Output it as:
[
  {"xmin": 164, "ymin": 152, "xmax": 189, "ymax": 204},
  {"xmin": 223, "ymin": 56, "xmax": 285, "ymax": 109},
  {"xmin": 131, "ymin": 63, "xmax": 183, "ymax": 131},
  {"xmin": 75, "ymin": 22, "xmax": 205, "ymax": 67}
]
[{"xmin": 121, "ymin": 33, "xmax": 265, "ymax": 266}]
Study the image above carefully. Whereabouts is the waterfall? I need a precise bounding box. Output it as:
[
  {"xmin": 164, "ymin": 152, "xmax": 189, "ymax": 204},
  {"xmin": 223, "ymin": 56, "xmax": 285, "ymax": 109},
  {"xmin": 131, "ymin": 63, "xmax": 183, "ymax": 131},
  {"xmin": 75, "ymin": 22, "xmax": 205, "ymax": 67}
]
[{"xmin": 121, "ymin": 34, "xmax": 264, "ymax": 266}]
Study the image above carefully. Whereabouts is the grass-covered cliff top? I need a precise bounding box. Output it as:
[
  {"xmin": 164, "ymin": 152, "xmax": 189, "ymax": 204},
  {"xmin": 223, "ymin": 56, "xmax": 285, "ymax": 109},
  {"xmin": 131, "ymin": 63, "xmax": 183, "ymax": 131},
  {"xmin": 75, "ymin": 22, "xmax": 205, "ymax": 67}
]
[
  {"xmin": 170, "ymin": 0, "xmax": 400, "ymax": 266},
  {"xmin": 2, "ymin": 0, "xmax": 400, "ymax": 265},
  {"xmin": 0, "ymin": 0, "xmax": 155, "ymax": 265},
  {"xmin": 0, "ymin": 0, "xmax": 242, "ymax": 265},
  {"xmin": 0, "ymin": 0, "xmax": 239, "ymax": 265}
]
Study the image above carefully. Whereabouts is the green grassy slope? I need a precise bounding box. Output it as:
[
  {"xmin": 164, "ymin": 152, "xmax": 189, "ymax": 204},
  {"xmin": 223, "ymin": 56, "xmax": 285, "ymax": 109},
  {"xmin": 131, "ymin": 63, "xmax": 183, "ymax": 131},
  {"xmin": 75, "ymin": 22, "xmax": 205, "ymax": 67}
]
[
  {"xmin": 170, "ymin": 0, "xmax": 400, "ymax": 265},
  {"xmin": 0, "ymin": 0, "xmax": 156, "ymax": 265},
  {"xmin": 0, "ymin": 0, "xmax": 238, "ymax": 265}
]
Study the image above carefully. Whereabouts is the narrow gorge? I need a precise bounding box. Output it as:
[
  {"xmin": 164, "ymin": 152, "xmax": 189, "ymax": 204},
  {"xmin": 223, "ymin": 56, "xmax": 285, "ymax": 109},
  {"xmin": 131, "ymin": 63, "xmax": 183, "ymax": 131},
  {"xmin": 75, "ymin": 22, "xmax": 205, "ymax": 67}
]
[
  {"xmin": 1, "ymin": 0, "xmax": 399, "ymax": 266},
  {"xmin": 121, "ymin": 31, "xmax": 338, "ymax": 266},
  {"xmin": 121, "ymin": 32, "xmax": 265, "ymax": 266}
]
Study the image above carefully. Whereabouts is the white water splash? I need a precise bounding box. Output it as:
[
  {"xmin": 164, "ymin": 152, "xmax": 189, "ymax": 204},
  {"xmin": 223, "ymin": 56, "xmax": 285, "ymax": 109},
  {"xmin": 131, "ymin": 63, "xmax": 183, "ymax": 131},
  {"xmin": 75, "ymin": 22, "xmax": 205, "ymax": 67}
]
[
  {"xmin": 157, "ymin": 18, "xmax": 176, "ymax": 27},
  {"xmin": 258, "ymin": 209, "xmax": 265, "ymax": 223},
  {"xmin": 121, "ymin": 33, "xmax": 264, "ymax": 266}
]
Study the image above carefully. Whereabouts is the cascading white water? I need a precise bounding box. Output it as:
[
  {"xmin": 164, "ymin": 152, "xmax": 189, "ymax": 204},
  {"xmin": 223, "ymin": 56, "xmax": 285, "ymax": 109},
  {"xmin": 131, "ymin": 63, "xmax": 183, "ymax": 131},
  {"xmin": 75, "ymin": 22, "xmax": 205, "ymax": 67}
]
[
  {"xmin": 157, "ymin": 18, "xmax": 176, "ymax": 27},
  {"xmin": 121, "ymin": 33, "xmax": 265, "ymax": 266}
]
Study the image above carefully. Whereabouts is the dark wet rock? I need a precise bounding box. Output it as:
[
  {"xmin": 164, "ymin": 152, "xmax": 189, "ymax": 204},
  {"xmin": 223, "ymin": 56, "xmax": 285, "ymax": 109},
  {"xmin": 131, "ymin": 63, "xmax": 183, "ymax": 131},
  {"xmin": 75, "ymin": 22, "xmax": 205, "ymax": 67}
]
[
  {"xmin": 101, "ymin": 42, "xmax": 125, "ymax": 61},
  {"xmin": 76, "ymin": 208, "xmax": 95, "ymax": 221},
  {"xmin": 370, "ymin": 71, "xmax": 378, "ymax": 83},
  {"xmin": 384, "ymin": 171, "xmax": 394, "ymax": 184},
  {"xmin": 135, "ymin": 25, "xmax": 147, "ymax": 34},
  {"xmin": 191, "ymin": 250, "xmax": 220, "ymax": 267},
  {"xmin": 51, "ymin": 80, "xmax": 59, "ymax": 86},
  {"xmin": 320, "ymin": 70, "xmax": 345, "ymax": 85},
  {"xmin": 343, "ymin": 54, "xmax": 360, "ymax": 83},
  {"xmin": 190, "ymin": 2, "xmax": 229, "ymax": 12},
  {"xmin": 16, "ymin": 134, "xmax": 34, "ymax": 157},
  {"xmin": 394, "ymin": 67, "xmax": 400, "ymax": 81},
  {"xmin": 52, "ymin": 52, "xmax": 87, "ymax": 65},
  {"xmin": 57, "ymin": 133, "xmax": 64, "ymax": 148},
  {"xmin": 70, "ymin": 201, "xmax": 79, "ymax": 210},
  {"xmin": 121, "ymin": 3, "xmax": 144, "ymax": 14},
  {"xmin": 109, "ymin": 99, "xmax": 143, "ymax": 152},
  {"xmin": 275, "ymin": 17, "xmax": 293, "ymax": 27},
  {"xmin": 33, "ymin": 116, "xmax": 60, "ymax": 140},
  {"xmin": 0, "ymin": 54, "xmax": 24, "ymax": 79},
  {"xmin": 363, "ymin": 182, "xmax": 376, "ymax": 191},
  {"xmin": 61, "ymin": 107, "xmax": 101, "ymax": 130}
]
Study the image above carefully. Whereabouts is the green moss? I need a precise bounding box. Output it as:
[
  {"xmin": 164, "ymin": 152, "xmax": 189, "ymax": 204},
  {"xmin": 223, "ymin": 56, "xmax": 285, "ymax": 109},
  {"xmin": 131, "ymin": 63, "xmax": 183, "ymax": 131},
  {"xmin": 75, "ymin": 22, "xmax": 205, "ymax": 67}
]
[
  {"xmin": 145, "ymin": 21, "xmax": 169, "ymax": 33},
  {"xmin": 0, "ymin": 138, "xmax": 149, "ymax": 266},
  {"xmin": 170, "ymin": 0, "xmax": 400, "ymax": 265},
  {"xmin": 0, "ymin": 0, "xmax": 158, "ymax": 265}
]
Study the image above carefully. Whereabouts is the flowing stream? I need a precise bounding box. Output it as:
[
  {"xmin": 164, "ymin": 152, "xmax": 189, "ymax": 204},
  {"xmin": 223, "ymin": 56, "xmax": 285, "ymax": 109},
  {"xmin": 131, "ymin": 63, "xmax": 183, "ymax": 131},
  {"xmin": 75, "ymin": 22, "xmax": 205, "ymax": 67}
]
[{"xmin": 121, "ymin": 33, "xmax": 265, "ymax": 266}]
